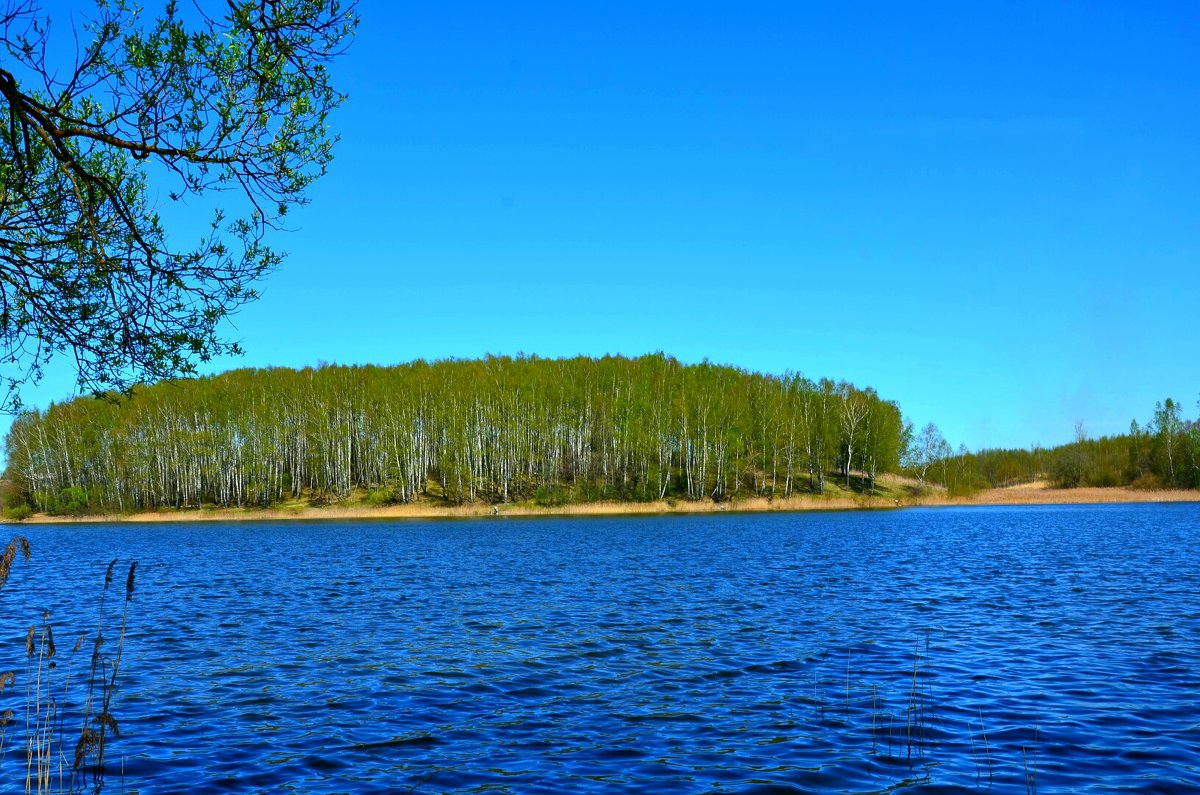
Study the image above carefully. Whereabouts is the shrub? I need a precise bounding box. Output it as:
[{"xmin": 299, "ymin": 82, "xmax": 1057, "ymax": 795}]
[
  {"xmin": 534, "ymin": 485, "xmax": 569, "ymax": 507},
  {"xmin": 50, "ymin": 486, "xmax": 90, "ymax": 516},
  {"xmin": 364, "ymin": 487, "xmax": 399, "ymax": 507},
  {"xmin": 945, "ymin": 471, "xmax": 988, "ymax": 498},
  {"xmin": 1129, "ymin": 473, "xmax": 1165, "ymax": 491},
  {"xmin": 574, "ymin": 479, "xmax": 603, "ymax": 502},
  {"xmin": 2, "ymin": 504, "xmax": 33, "ymax": 522},
  {"xmin": 946, "ymin": 480, "xmax": 978, "ymax": 498},
  {"xmin": 0, "ymin": 480, "xmax": 28, "ymax": 511},
  {"xmin": 1086, "ymin": 466, "xmax": 1122, "ymax": 488},
  {"xmin": 1049, "ymin": 449, "xmax": 1091, "ymax": 488}
]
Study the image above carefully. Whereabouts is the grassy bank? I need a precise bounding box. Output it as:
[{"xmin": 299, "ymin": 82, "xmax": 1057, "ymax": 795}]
[{"xmin": 9, "ymin": 476, "xmax": 1197, "ymax": 524}]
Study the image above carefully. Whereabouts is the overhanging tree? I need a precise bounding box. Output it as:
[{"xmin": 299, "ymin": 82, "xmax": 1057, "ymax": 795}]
[{"xmin": 0, "ymin": 0, "xmax": 357, "ymax": 410}]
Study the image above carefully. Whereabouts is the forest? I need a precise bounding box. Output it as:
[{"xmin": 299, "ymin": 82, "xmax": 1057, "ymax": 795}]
[
  {"xmin": 2, "ymin": 355, "xmax": 907, "ymax": 515},
  {"xmin": 916, "ymin": 398, "xmax": 1200, "ymax": 495}
]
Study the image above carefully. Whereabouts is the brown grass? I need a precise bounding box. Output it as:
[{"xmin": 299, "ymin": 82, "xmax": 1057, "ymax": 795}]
[
  {"xmin": 11, "ymin": 478, "xmax": 1196, "ymax": 525},
  {"xmin": 927, "ymin": 484, "xmax": 1200, "ymax": 507}
]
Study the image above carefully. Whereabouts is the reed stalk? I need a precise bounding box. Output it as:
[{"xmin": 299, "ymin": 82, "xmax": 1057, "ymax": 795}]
[
  {"xmin": 1023, "ymin": 720, "xmax": 1039, "ymax": 794},
  {"xmin": 870, "ymin": 684, "xmax": 878, "ymax": 756},
  {"xmin": 978, "ymin": 709, "xmax": 992, "ymax": 781},
  {"xmin": 967, "ymin": 717, "xmax": 981, "ymax": 782},
  {"xmin": 906, "ymin": 640, "xmax": 920, "ymax": 761},
  {"xmin": 844, "ymin": 650, "xmax": 850, "ymax": 718},
  {"xmin": 0, "ymin": 539, "xmax": 136, "ymax": 795}
]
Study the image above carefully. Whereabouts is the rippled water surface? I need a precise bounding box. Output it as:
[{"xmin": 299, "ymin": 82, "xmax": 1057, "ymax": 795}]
[{"xmin": 2, "ymin": 504, "xmax": 1199, "ymax": 793}]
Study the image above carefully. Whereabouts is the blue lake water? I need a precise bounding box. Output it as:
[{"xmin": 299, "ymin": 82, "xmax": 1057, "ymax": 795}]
[{"xmin": 1, "ymin": 503, "xmax": 1198, "ymax": 793}]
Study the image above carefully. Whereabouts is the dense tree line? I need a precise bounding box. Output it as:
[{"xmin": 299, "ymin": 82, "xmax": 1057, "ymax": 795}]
[
  {"xmin": 2, "ymin": 355, "xmax": 907, "ymax": 514},
  {"xmin": 913, "ymin": 397, "xmax": 1200, "ymax": 494}
]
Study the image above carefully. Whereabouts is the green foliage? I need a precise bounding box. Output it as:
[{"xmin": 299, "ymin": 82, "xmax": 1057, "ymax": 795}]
[
  {"xmin": 916, "ymin": 395, "xmax": 1200, "ymax": 493},
  {"xmin": 2, "ymin": 503, "xmax": 32, "ymax": 521},
  {"xmin": 1049, "ymin": 448, "xmax": 1092, "ymax": 488},
  {"xmin": 1, "ymin": 355, "xmax": 910, "ymax": 512},
  {"xmin": 0, "ymin": 0, "xmax": 358, "ymax": 410},
  {"xmin": 0, "ymin": 476, "xmax": 28, "ymax": 514},
  {"xmin": 534, "ymin": 485, "xmax": 570, "ymax": 507},
  {"xmin": 572, "ymin": 479, "xmax": 606, "ymax": 503},
  {"xmin": 945, "ymin": 475, "xmax": 986, "ymax": 498},
  {"xmin": 51, "ymin": 485, "xmax": 90, "ymax": 516},
  {"xmin": 364, "ymin": 487, "xmax": 400, "ymax": 507},
  {"xmin": 1086, "ymin": 464, "xmax": 1123, "ymax": 488}
]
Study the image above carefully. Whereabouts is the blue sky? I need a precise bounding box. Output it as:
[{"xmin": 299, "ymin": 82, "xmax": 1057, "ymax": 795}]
[{"xmin": 9, "ymin": 0, "xmax": 1200, "ymax": 452}]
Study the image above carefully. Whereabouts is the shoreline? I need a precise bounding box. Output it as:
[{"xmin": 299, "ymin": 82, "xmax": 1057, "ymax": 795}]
[{"xmin": 11, "ymin": 484, "xmax": 1198, "ymax": 524}]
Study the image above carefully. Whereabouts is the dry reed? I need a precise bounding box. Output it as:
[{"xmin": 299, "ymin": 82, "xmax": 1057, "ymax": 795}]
[
  {"xmin": 905, "ymin": 640, "xmax": 922, "ymax": 761},
  {"xmin": 0, "ymin": 537, "xmax": 31, "ymax": 591},
  {"xmin": 0, "ymin": 538, "xmax": 136, "ymax": 794},
  {"xmin": 979, "ymin": 709, "xmax": 993, "ymax": 781}
]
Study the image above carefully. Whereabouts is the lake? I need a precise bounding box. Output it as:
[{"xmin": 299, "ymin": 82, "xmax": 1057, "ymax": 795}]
[{"xmin": 1, "ymin": 504, "xmax": 1197, "ymax": 793}]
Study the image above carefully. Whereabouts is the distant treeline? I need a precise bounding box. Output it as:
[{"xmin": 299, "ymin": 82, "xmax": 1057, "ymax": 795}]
[
  {"xmin": 3, "ymin": 355, "xmax": 907, "ymax": 514},
  {"xmin": 912, "ymin": 398, "xmax": 1200, "ymax": 494}
]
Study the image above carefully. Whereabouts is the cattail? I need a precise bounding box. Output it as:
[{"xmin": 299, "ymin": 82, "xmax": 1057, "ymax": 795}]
[
  {"xmin": 74, "ymin": 728, "xmax": 99, "ymax": 770},
  {"xmin": 73, "ymin": 633, "xmax": 88, "ymax": 653},
  {"xmin": 25, "ymin": 626, "xmax": 34, "ymax": 657},
  {"xmin": 0, "ymin": 671, "xmax": 13, "ymax": 691},
  {"xmin": 125, "ymin": 561, "xmax": 138, "ymax": 602},
  {"xmin": 0, "ymin": 535, "xmax": 29, "ymax": 591},
  {"xmin": 105, "ymin": 559, "xmax": 117, "ymax": 589},
  {"xmin": 97, "ymin": 712, "xmax": 120, "ymax": 738},
  {"xmin": 46, "ymin": 624, "xmax": 56, "ymax": 659}
]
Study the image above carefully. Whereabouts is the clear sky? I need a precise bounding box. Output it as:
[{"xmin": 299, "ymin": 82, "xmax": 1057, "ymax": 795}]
[{"xmin": 8, "ymin": 0, "xmax": 1200, "ymax": 453}]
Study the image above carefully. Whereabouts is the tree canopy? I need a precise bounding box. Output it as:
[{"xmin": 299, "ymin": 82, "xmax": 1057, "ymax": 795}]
[
  {"xmin": 3, "ymin": 355, "xmax": 908, "ymax": 513},
  {"xmin": 912, "ymin": 396, "xmax": 1200, "ymax": 494},
  {"xmin": 0, "ymin": 0, "xmax": 357, "ymax": 410}
]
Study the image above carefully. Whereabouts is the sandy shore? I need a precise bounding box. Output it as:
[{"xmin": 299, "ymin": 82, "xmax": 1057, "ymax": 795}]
[{"xmin": 13, "ymin": 482, "xmax": 1197, "ymax": 524}]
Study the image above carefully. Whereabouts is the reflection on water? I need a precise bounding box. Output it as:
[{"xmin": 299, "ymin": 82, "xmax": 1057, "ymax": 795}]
[{"xmin": 1, "ymin": 503, "xmax": 1198, "ymax": 793}]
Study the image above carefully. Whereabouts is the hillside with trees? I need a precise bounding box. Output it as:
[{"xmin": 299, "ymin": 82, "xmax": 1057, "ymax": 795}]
[
  {"xmin": 3, "ymin": 355, "xmax": 908, "ymax": 515},
  {"xmin": 912, "ymin": 399, "xmax": 1200, "ymax": 495}
]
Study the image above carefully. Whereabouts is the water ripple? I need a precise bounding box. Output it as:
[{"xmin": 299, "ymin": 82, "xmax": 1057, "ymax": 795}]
[{"xmin": 0, "ymin": 503, "xmax": 1197, "ymax": 792}]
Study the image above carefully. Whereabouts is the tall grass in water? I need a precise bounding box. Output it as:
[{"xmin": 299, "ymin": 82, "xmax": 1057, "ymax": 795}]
[
  {"xmin": 846, "ymin": 635, "xmax": 1046, "ymax": 792},
  {"xmin": 0, "ymin": 537, "xmax": 136, "ymax": 793}
]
